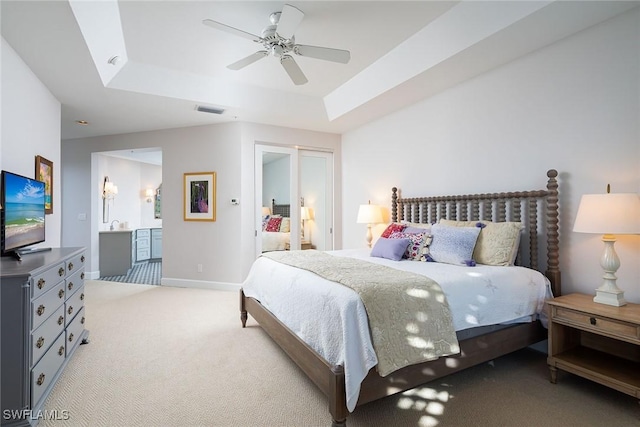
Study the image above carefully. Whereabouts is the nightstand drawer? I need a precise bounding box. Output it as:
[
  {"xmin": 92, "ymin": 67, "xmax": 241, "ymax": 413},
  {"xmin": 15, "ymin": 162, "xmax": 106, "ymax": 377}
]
[{"xmin": 554, "ymin": 307, "xmax": 640, "ymax": 343}]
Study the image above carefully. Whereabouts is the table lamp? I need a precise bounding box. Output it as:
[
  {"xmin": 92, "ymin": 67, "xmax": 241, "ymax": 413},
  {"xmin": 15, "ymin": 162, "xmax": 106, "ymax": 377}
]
[
  {"xmin": 357, "ymin": 201, "xmax": 384, "ymax": 248},
  {"xmin": 573, "ymin": 188, "xmax": 640, "ymax": 306}
]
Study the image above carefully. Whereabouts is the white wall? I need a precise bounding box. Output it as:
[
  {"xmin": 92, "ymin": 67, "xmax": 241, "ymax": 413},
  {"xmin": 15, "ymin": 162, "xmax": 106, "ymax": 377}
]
[
  {"xmin": 1, "ymin": 37, "xmax": 62, "ymax": 249},
  {"xmin": 342, "ymin": 9, "xmax": 640, "ymax": 302},
  {"xmin": 263, "ymin": 156, "xmax": 290, "ymax": 207}
]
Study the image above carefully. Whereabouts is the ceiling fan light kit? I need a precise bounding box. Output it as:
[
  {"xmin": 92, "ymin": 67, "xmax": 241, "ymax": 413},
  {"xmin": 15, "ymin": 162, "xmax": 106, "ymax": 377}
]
[{"xmin": 203, "ymin": 4, "xmax": 350, "ymax": 85}]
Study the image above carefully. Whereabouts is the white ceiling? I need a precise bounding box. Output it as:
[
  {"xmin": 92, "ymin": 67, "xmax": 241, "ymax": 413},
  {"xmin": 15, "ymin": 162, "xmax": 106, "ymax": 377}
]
[{"xmin": 2, "ymin": 1, "xmax": 638, "ymax": 142}]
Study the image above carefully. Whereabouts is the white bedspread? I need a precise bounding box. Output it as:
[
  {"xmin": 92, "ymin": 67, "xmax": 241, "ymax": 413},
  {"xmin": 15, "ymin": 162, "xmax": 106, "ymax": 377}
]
[{"xmin": 242, "ymin": 248, "xmax": 551, "ymax": 412}]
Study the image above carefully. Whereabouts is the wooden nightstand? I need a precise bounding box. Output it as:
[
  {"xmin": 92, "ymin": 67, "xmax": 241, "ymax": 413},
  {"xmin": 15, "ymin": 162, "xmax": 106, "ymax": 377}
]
[{"xmin": 547, "ymin": 293, "xmax": 640, "ymax": 403}]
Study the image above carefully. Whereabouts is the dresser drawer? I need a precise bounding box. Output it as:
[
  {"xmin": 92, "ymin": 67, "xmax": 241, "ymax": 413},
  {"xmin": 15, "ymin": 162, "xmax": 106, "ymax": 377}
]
[
  {"xmin": 66, "ymin": 306, "xmax": 86, "ymax": 356},
  {"xmin": 65, "ymin": 268, "xmax": 84, "ymax": 298},
  {"xmin": 554, "ymin": 307, "xmax": 640, "ymax": 343},
  {"xmin": 65, "ymin": 285, "xmax": 85, "ymax": 326},
  {"xmin": 31, "ymin": 304, "xmax": 65, "ymax": 366},
  {"xmin": 66, "ymin": 252, "xmax": 86, "ymax": 277},
  {"xmin": 31, "ymin": 281, "xmax": 66, "ymax": 330},
  {"xmin": 31, "ymin": 333, "xmax": 66, "ymax": 406},
  {"xmin": 31, "ymin": 261, "xmax": 66, "ymax": 300},
  {"xmin": 136, "ymin": 229, "xmax": 150, "ymax": 239}
]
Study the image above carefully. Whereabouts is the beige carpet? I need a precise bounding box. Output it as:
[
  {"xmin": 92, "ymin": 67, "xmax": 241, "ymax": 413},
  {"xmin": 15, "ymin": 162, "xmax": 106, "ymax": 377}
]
[{"xmin": 42, "ymin": 280, "xmax": 639, "ymax": 427}]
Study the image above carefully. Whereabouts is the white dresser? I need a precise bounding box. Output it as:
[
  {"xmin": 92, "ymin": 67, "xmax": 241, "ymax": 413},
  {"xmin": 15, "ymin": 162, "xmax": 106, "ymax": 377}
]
[{"xmin": 1, "ymin": 248, "xmax": 89, "ymax": 426}]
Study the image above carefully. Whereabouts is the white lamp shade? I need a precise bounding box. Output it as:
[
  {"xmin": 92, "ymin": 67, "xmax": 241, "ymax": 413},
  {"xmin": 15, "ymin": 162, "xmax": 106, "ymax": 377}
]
[
  {"xmin": 262, "ymin": 206, "xmax": 271, "ymax": 216},
  {"xmin": 301, "ymin": 206, "xmax": 312, "ymax": 220},
  {"xmin": 573, "ymin": 193, "xmax": 640, "ymax": 234},
  {"xmin": 357, "ymin": 204, "xmax": 383, "ymax": 224},
  {"xmin": 145, "ymin": 188, "xmax": 154, "ymax": 198}
]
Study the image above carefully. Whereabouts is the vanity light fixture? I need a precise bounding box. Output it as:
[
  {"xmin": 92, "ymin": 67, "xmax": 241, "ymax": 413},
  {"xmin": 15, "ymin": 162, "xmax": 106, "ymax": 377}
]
[{"xmin": 145, "ymin": 188, "xmax": 154, "ymax": 203}]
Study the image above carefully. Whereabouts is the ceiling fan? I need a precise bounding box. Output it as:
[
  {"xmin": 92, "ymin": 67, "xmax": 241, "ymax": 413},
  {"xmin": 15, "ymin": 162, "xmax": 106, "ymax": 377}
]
[{"xmin": 203, "ymin": 4, "xmax": 351, "ymax": 85}]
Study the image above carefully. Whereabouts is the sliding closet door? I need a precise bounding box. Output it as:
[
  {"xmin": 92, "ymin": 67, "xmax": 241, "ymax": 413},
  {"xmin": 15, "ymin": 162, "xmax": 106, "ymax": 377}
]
[
  {"xmin": 300, "ymin": 150, "xmax": 333, "ymax": 251},
  {"xmin": 255, "ymin": 145, "xmax": 298, "ymax": 256}
]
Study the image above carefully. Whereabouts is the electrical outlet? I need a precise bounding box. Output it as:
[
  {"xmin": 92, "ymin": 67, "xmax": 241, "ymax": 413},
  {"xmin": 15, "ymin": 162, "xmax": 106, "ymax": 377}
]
[{"xmin": 197, "ymin": 264, "xmax": 203, "ymax": 273}]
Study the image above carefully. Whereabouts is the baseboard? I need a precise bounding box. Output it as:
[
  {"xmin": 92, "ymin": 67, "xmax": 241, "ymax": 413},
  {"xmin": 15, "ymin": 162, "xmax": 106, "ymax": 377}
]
[
  {"xmin": 160, "ymin": 277, "xmax": 241, "ymax": 291},
  {"xmin": 87, "ymin": 270, "xmax": 101, "ymax": 280}
]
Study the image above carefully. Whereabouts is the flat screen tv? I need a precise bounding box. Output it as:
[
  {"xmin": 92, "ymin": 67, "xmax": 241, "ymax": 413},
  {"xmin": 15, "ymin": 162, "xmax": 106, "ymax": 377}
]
[{"xmin": 1, "ymin": 170, "xmax": 46, "ymax": 257}]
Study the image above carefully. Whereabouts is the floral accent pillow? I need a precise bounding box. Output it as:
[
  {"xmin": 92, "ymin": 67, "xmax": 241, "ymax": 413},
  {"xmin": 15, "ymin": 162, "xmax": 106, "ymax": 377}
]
[
  {"xmin": 381, "ymin": 223, "xmax": 407, "ymax": 238},
  {"xmin": 261, "ymin": 215, "xmax": 270, "ymax": 231},
  {"xmin": 389, "ymin": 231, "xmax": 427, "ymax": 260},
  {"xmin": 439, "ymin": 219, "xmax": 523, "ymax": 266},
  {"xmin": 265, "ymin": 217, "xmax": 283, "ymax": 232}
]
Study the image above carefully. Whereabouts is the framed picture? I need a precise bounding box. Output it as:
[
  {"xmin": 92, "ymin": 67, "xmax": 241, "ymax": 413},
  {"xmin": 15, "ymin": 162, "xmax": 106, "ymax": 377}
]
[
  {"xmin": 183, "ymin": 172, "xmax": 216, "ymax": 221},
  {"xmin": 35, "ymin": 155, "xmax": 53, "ymax": 214}
]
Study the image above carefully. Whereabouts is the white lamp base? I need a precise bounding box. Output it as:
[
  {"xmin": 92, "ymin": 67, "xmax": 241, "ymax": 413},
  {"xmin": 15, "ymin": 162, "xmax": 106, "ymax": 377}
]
[
  {"xmin": 592, "ymin": 236, "xmax": 627, "ymax": 307},
  {"xmin": 593, "ymin": 288, "xmax": 627, "ymax": 307}
]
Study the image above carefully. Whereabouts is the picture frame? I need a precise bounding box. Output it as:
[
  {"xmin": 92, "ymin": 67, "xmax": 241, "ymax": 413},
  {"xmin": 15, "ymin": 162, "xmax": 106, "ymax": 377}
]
[
  {"xmin": 183, "ymin": 172, "xmax": 216, "ymax": 221},
  {"xmin": 35, "ymin": 155, "xmax": 53, "ymax": 214}
]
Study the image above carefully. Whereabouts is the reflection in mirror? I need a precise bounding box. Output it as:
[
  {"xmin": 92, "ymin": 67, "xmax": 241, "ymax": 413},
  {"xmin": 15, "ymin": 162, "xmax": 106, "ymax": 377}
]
[
  {"xmin": 154, "ymin": 184, "xmax": 162, "ymax": 219},
  {"xmin": 261, "ymin": 152, "xmax": 291, "ymax": 252},
  {"xmin": 301, "ymin": 152, "xmax": 332, "ymax": 251}
]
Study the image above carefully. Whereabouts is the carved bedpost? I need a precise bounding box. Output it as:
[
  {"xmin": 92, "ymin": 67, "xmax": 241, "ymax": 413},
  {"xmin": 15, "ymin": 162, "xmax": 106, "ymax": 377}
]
[
  {"xmin": 545, "ymin": 169, "xmax": 561, "ymax": 295},
  {"xmin": 329, "ymin": 365, "xmax": 347, "ymax": 427},
  {"xmin": 391, "ymin": 187, "xmax": 398, "ymax": 223},
  {"xmin": 240, "ymin": 289, "xmax": 248, "ymax": 328}
]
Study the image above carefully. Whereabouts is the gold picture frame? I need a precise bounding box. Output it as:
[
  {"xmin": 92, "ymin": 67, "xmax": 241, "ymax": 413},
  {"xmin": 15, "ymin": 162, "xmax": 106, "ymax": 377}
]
[
  {"xmin": 35, "ymin": 155, "xmax": 53, "ymax": 214},
  {"xmin": 183, "ymin": 172, "xmax": 216, "ymax": 221}
]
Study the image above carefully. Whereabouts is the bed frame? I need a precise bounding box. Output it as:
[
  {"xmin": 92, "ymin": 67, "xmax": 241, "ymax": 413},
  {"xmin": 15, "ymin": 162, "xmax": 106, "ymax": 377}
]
[
  {"xmin": 241, "ymin": 169, "xmax": 561, "ymax": 426},
  {"xmin": 271, "ymin": 199, "xmax": 291, "ymax": 217}
]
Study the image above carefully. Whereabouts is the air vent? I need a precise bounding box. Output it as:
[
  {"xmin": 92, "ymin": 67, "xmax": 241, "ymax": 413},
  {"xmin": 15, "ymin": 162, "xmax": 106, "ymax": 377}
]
[{"xmin": 195, "ymin": 105, "xmax": 225, "ymax": 115}]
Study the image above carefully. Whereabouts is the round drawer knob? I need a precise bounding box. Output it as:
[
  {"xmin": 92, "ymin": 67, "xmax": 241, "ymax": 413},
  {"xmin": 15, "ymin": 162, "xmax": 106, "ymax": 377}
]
[
  {"xmin": 58, "ymin": 267, "xmax": 65, "ymax": 277},
  {"xmin": 37, "ymin": 373, "xmax": 45, "ymax": 386},
  {"xmin": 590, "ymin": 317, "xmax": 597, "ymax": 326},
  {"xmin": 68, "ymin": 333, "xmax": 74, "ymax": 343},
  {"xmin": 37, "ymin": 305, "xmax": 45, "ymax": 316},
  {"xmin": 37, "ymin": 278, "xmax": 45, "ymax": 289},
  {"xmin": 58, "ymin": 346, "xmax": 65, "ymax": 356},
  {"xmin": 36, "ymin": 336, "xmax": 45, "ymax": 349}
]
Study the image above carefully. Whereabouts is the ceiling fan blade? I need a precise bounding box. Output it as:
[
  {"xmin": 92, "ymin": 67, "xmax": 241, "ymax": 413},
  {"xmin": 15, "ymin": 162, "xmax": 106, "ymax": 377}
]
[
  {"xmin": 202, "ymin": 19, "xmax": 261, "ymax": 42},
  {"xmin": 227, "ymin": 51, "xmax": 268, "ymax": 70},
  {"xmin": 276, "ymin": 4, "xmax": 304, "ymax": 40},
  {"xmin": 280, "ymin": 55, "xmax": 308, "ymax": 85},
  {"xmin": 294, "ymin": 44, "xmax": 350, "ymax": 64}
]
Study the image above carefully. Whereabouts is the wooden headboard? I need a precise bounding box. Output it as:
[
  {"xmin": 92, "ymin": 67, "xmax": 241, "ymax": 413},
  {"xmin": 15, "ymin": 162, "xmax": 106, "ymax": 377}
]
[
  {"xmin": 271, "ymin": 199, "xmax": 291, "ymax": 217},
  {"xmin": 391, "ymin": 169, "xmax": 561, "ymax": 296}
]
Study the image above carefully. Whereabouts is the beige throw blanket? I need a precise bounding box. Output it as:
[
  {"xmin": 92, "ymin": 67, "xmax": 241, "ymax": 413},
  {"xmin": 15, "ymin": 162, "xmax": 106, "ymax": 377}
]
[{"xmin": 262, "ymin": 250, "xmax": 460, "ymax": 376}]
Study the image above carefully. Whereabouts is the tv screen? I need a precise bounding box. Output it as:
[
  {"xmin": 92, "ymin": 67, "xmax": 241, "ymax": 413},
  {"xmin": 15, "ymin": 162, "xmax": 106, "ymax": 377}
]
[{"xmin": 1, "ymin": 170, "xmax": 46, "ymax": 255}]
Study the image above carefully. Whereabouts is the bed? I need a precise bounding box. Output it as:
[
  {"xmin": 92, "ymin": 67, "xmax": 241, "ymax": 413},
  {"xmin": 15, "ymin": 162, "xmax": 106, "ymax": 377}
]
[
  {"xmin": 242, "ymin": 169, "xmax": 561, "ymax": 426},
  {"xmin": 261, "ymin": 199, "xmax": 291, "ymax": 252}
]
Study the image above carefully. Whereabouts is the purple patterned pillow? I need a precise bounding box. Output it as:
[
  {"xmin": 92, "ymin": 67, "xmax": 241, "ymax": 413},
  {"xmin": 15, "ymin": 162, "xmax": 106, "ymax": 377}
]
[
  {"xmin": 371, "ymin": 237, "xmax": 410, "ymax": 261},
  {"xmin": 389, "ymin": 231, "xmax": 427, "ymax": 260}
]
